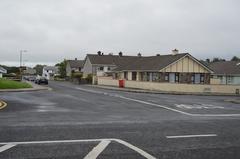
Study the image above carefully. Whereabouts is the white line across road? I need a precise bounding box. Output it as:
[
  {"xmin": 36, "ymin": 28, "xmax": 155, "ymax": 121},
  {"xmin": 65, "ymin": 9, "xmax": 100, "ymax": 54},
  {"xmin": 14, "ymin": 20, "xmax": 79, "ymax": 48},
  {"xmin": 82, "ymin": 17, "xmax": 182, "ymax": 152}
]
[
  {"xmin": 0, "ymin": 144, "xmax": 16, "ymax": 153},
  {"xmin": 76, "ymin": 87, "xmax": 240, "ymax": 117},
  {"xmin": 0, "ymin": 138, "xmax": 156, "ymax": 159},
  {"xmin": 166, "ymin": 134, "xmax": 217, "ymax": 139},
  {"xmin": 84, "ymin": 140, "xmax": 111, "ymax": 159}
]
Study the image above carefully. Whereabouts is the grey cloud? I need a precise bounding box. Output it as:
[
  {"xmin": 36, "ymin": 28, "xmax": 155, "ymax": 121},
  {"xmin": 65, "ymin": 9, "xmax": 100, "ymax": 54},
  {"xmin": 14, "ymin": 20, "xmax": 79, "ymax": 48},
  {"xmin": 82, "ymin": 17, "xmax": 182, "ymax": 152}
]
[{"xmin": 0, "ymin": 0, "xmax": 239, "ymax": 66}]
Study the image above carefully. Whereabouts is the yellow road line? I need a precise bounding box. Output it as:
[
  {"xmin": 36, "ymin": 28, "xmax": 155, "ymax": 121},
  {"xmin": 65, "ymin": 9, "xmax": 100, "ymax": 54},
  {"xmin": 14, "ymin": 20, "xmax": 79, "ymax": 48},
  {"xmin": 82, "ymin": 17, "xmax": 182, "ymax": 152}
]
[{"xmin": 0, "ymin": 100, "xmax": 7, "ymax": 110}]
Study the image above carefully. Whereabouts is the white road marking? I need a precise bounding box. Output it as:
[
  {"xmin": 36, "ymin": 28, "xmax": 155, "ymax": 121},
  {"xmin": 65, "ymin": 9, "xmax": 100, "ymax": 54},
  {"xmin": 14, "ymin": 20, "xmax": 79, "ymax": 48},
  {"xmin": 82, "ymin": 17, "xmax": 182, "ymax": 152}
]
[
  {"xmin": 76, "ymin": 87, "xmax": 240, "ymax": 117},
  {"xmin": 166, "ymin": 134, "xmax": 217, "ymax": 139},
  {"xmin": 0, "ymin": 138, "xmax": 156, "ymax": 159},
  {"xmin": 115, "ymin": 139, "xmax": 156, "ymax": 159},
  {"xmin": 0, "ymin": 144, "xmax": 16, "ymax": 153},
  {"xmin": 84, "ymin": 140, "xmax": 111, "ymax": 159}
]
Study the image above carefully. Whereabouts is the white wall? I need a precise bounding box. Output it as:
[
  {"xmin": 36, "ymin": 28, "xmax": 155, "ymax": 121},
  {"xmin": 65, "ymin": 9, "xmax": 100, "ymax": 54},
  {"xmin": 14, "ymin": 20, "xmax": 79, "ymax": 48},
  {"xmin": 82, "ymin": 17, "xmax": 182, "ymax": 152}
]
[{"xmin": 98, "ymin": 77, "xmax": 240, "ymax": 95}]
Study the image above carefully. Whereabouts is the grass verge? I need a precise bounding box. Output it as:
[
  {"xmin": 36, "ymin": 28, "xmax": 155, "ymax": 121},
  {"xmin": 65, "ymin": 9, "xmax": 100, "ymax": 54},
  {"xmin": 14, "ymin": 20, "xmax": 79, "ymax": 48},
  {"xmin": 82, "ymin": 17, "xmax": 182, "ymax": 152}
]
[{"xmin": 0, "ymin": 79, "xmax": 32, "ymax": 89}]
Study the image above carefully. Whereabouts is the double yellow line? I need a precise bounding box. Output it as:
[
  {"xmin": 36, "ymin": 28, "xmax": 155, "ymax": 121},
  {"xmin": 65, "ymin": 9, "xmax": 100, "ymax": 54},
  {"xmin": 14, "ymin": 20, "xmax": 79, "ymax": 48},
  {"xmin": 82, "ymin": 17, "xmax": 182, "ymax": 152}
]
[{"xmin": 0, "ymin": 100, "xmax": 7, "ymax": 110}]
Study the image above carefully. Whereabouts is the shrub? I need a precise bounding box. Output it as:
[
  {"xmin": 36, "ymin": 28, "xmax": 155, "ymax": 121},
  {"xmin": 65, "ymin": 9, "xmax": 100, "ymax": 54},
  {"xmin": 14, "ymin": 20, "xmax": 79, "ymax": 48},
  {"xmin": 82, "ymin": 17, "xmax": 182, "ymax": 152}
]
[{"xmin": 86, "ymin": 74, "xmax": 93, "ymax": 83}]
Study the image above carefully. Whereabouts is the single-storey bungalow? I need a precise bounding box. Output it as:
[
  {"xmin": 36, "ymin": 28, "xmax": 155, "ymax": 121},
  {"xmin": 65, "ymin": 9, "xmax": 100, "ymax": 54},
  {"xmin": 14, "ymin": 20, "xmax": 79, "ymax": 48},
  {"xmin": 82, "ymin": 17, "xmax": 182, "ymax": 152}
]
[
  {"xmin": 66, "ymin": 58, "xmax": 84, "ymax": 77},
  {"xmin": 112, "ymin": 50, "xmax": 213, "ymax": 84},
  {"xmin": 209, "ymin": 61, "xmax": 240, "ymax": 85},
  {"xmin": 0, "ymin": 66, "xmax": 7, "ymax": 78}
]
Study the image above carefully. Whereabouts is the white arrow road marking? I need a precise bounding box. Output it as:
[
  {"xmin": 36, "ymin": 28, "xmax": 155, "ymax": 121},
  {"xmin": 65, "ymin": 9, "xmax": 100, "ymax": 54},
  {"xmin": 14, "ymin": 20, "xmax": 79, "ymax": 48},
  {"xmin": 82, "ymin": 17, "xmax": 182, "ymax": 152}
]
[
  {"xmin": 166, "ymin": 134, "xmax": 217, "ymax": 139},
  {"xmin": 0, "ymin": 144, "xmax": 16, "ymax": 153},
  {"xmin": 84, "ymin": 140, "xmax": 111, "ymax": 159}
]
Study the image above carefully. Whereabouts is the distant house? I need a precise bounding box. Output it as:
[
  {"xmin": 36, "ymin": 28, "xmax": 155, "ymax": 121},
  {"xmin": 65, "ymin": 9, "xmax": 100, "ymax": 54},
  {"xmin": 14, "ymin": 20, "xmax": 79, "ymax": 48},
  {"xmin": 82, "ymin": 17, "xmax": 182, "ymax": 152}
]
[
  {"xmin": 42, "ymin": 66, "xmax": 59, "ymax": 80},
  {"xmin": 82, "ymin": 52, "xmax": 140, "ymax": 77},
  {"xmin": 23, "ymin": 67, "xmax": 36, "ymax": 75},
  {"xmin": 0, "ymin": 66, "xmax": 7, "ymax": 78},
  {"xmin": 111, "ymin": 50, "xmax": 213, "ymax": 84},
  {"xmin": 209, "ymin": 61, "xmax": 240, "ymax": 85},
  {"xmin": 66, "ymin": 58, "xmax": 84, "ymax": 77}
]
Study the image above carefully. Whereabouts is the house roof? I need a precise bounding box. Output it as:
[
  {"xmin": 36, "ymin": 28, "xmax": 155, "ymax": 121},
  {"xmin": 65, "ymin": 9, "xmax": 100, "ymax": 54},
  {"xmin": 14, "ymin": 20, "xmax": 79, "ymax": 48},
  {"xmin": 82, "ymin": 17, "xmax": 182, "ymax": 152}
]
[
  {"xmin": 43, "ymin": 66, "xmax": 59, "ymax": 72},
  {"xmin": 67, "ymin": 60, "xmax": 84, "ymax": 68},
  {"xmin": 0, "ymin": 66, "xmax": 7, "ymax": 73},
  {"xmin": 113, "ymin": 53, "xmax": 189, "ymax": 71},
  {"xmin": 86, "ymin": 54, "xmax": 139, "ymax": 65},
  {"xmin": 86, "ymin": 53, "xmax": 213, "ymax": 72},
  {"xmin": 209, "ymin": 61, "xmax": 240, "ymax": 75}
]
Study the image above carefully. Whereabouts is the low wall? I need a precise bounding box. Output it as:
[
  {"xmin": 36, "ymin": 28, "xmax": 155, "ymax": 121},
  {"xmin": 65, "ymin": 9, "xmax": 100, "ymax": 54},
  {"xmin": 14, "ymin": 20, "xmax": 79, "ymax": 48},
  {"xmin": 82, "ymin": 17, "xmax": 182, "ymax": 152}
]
[
  {"xmin": 98, "ymin": 77, "xmax": 119, "ymax": 86},
  {"xmin": 97, "ymin": 77, "xmax": 240, "ymax": 95}
]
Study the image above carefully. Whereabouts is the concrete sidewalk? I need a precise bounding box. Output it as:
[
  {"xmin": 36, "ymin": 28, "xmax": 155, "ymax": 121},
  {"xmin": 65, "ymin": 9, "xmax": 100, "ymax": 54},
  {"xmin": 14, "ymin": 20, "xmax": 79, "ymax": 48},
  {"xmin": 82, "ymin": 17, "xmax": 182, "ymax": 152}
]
[
  {"xmin": 0, "ymin": 81, "xmax": 51, "ymax": 92},
  {"xmin": 89, "ymin": 84, "xmax": 240, "ymax": 97}
]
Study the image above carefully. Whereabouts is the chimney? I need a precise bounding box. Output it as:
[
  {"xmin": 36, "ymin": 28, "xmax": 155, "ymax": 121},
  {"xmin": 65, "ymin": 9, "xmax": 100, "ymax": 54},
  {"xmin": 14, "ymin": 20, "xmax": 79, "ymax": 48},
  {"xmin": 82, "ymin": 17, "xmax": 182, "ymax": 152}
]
[
  {"xmin": 97, "ymin": 51, "xmax": 101, "ymax": 56},
  {"xmin": 137, "ymin": 53, "xmax": 142, "ymax": 57},
  {"xmin": 75, "ymin": 58, "xmax": 77, "ymax": 60},
  {"xmin": 172, "ymin": 49, "xmax": 179, "ymax": 55},
  {"xmin": 119, "ymin": 52, "xmax": 123, "ymax": 57}
]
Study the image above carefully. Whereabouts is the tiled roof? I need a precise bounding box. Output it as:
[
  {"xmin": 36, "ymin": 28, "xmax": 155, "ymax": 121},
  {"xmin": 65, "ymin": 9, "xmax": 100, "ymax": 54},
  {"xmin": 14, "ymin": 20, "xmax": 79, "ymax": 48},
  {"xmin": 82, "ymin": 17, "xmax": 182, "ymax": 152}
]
[
  {"xmin": 0, "ymin": 66, "xmax": 7, "ymax": 73},
  {"xmin": 67, "ymin": 60, "xmax": 84, "ymax": 68},
  {"xmin": 209, "ymin": 61, "xmax": 240, "ymax": 75},
  {"xmin": 113, "ymin": 53, "xmax": 188, "ymax": 71}
]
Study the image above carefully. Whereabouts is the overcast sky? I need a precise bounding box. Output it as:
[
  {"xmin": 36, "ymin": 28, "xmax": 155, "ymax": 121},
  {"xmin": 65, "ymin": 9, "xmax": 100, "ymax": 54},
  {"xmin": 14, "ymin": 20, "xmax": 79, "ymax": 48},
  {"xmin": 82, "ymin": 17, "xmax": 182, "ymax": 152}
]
[{"xmin": 0, "ymin": 0, "xmax": 239, "ymax": 67}]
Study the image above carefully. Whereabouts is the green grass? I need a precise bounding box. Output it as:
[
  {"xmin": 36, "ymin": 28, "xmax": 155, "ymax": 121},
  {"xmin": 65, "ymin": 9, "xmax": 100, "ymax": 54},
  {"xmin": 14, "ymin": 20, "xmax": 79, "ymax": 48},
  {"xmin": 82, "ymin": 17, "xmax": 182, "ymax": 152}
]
[{"xmin": 0, "ymin": 79, "xmax": 32, "ymax": 89}]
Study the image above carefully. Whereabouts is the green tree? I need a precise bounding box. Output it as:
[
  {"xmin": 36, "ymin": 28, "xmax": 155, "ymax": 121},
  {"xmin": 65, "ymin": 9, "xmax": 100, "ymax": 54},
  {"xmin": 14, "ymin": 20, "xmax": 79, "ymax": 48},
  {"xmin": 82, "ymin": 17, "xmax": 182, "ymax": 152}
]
[
  {"xmin": 212, "ymin": 57, "xmax": 226, "ymax": 62},
  {"xmin": 231, "ymin": 56, "xmax": 240, "ymax": 61},
  {"xmin": 34, "ymin": 64, "xmax": 46, "ymax": 75},
  {"xmin": 55, "ymin": 60, "xmax": 67, "ymax": 78}
]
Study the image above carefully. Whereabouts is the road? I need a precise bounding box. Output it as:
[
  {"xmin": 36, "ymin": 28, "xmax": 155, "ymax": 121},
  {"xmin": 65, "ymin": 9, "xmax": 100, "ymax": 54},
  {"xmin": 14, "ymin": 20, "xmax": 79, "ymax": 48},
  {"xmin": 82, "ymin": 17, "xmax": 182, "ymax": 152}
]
[{"xmin": 0, "ymin": 81, "xmax": 240, "ymax": 159}]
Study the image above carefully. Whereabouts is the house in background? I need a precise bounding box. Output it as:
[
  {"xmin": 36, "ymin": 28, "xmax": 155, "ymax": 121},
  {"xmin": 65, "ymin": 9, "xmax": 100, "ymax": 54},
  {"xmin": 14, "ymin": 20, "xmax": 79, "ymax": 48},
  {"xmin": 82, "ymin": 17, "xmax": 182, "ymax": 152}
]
[
  {"xmin": 112, "ymin": 50, "xmax": 213, "ymax": 84},
  {"xmin": 42, "ymin": 66, "xmax": 59, "ymax": 80},
  {"xmin": 23, "ymin": 67, "xmax": 36, "ymax": 75},
  {"xmin": 209, "ymin": 61, "xmax": 240, "ymax": 85},
  {"xmin": 0, "ymin": 66, "xmax": 7, "ymax": 78},
  {"xmin": 66, "ymin": 58, "xmax": 84, "ymax": 77},
  {"xmin": 82, "ymin": 51, "xmax": 141, "ymax": 77}
]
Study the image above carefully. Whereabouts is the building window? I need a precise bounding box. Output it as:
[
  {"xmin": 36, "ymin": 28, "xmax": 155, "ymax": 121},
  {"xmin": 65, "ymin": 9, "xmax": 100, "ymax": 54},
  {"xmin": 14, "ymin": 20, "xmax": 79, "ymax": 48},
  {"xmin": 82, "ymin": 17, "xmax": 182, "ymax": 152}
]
[
  {"xmin": 98, "ymin": 67, "xmax": 104, "ymax": 71},
  {"xmin": 194, "ymin": 74, "xmax": 201, "ymax": 84},
  {"xmin": 107, "ymin": 67, "xmax": 111, "ymax": 71},
  {"xmin": 152, "ymin": 73, "xmax": 159, "ymax": 82},
  {"xmin": 165, "ymin": 73, "xmax": 169, "ymax": 81},
  {"xmin": 132, "ymin": 72, "xmax": 137, "ymax": 81},
  {"xmin": 227, "ymin": 76, "xmax": 233, "ymax": 84}
]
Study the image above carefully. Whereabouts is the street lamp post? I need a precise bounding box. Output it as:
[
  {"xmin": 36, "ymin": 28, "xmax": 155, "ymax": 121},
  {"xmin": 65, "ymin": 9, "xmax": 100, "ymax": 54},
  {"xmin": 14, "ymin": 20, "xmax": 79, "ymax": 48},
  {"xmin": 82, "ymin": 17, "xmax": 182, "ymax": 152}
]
[{"xmin": 19, "ymin": 50, "xmax": 27, "ymax": 80}]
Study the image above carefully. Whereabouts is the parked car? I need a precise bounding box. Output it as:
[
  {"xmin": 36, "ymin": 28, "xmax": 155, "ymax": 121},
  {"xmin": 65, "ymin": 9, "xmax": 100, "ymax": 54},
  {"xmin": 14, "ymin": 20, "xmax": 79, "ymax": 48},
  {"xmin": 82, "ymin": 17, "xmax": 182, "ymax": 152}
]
[{"xmin": 35, "ymin": 76, "xmax": 48, "ymax": 85}]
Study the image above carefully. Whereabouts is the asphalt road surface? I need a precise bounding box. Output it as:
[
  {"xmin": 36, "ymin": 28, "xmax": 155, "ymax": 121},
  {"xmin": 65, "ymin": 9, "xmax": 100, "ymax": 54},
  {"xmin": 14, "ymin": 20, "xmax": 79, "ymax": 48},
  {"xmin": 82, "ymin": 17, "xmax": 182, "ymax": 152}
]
[{"xmin": 0, "ymin": 81, "xmax": 240, "ymax": 159}]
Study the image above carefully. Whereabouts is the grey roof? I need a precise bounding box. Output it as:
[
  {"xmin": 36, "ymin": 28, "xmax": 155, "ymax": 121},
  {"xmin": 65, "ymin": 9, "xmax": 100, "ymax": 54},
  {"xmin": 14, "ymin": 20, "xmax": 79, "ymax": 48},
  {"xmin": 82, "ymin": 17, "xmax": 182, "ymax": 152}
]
[
  {"xmin": 86, "ymin": 53, "xmax": 212, "ymax": 72},
  {"xmin": 209, "ymin": 61, "xmax": 240, "ymax": 75},
  {"xmin": 86, "ymin": 54, "xmax": 139, "ymax": 65},
  {"xmin": 113, "ymin": 53, "xmax": 189, "ymax": 71},
  {"xmin": 0, "ymin": 66, "xmax": 7, "ymax": 73},
  {"xmin": 67, "ymin": 60, "xmax": 84, "ymax": 68},
  {"xmin": 43, "ymin": 66, "xmax": 59, "ymax": 72}
]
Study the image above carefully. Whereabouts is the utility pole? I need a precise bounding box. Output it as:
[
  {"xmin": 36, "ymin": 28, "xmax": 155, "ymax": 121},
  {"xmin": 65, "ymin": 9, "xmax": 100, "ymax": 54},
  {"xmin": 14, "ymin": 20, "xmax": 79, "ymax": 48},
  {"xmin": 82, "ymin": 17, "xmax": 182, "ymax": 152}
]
[{"xmin": 19, "ymin": 50, "xmax": 27, "ymax": 80}]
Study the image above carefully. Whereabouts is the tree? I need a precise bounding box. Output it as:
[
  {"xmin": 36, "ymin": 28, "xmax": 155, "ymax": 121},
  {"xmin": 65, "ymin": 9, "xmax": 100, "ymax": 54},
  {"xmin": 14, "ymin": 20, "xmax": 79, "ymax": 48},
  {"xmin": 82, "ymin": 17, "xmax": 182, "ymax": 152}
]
[
  {"xmin": 34, "ymin": 64, "xmax": 46, "ymax": 75},
  {"xmin": 55, "ymin": 60, "xmax": 67, "ymax": 78},
  {"xmin": 212, "ymin": 57, "xmax": 226, "ymax": 62},
  {"xmin": 231, "ymin": 56, "xmax": 240, "ymax": 61}
]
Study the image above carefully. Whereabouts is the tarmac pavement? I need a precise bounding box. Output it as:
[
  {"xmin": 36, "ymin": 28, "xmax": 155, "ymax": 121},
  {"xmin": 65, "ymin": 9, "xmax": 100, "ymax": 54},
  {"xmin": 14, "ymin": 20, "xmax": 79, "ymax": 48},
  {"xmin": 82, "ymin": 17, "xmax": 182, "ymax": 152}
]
[{"xmin": 0, "ymin": 81, "xmax": 240, "ymax": 159}]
